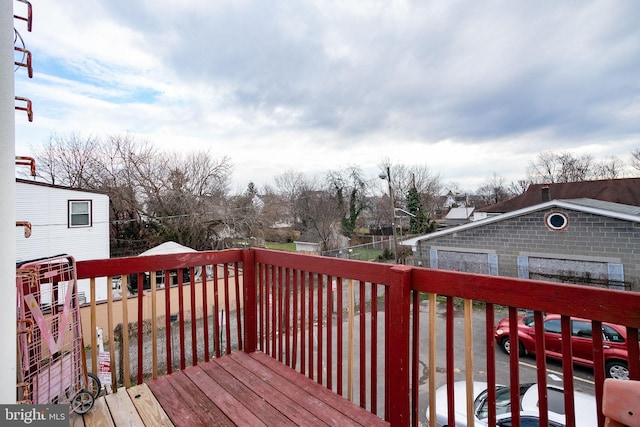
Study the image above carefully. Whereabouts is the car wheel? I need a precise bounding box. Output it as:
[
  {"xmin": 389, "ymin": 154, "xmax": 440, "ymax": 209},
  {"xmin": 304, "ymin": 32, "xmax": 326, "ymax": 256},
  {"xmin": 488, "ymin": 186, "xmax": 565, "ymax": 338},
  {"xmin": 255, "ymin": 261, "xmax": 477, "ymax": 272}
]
[
  {"xmin": 500, "ymin": 337, "xmax": 524, "ymax": 356},
  {"xmin": 606, "ymin": 360, "xmax": 629, "ymax": 380}
]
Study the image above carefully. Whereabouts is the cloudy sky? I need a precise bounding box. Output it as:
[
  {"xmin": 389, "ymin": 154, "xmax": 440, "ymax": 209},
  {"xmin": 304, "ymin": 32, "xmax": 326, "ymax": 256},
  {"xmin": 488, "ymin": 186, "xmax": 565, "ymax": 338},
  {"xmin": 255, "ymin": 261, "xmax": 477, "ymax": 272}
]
[{"xmin": 13, "ymin": 1, "xmax": 640, "ymax": 192}]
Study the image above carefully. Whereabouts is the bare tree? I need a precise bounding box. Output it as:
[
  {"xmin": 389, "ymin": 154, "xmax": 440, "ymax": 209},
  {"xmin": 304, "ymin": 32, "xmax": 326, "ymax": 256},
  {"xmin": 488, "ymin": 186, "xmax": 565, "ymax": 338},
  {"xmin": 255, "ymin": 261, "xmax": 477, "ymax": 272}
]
[
  {"xmin": 295, "ymin": 180, "xmax": 341, "ymax": 251},
  {"xmin": 527, "ymin": 151, "xmax": 594, "ymax": 183},
  {"xmin": 378, "ymin": 159, "xmax": 443, "ymax": 217},
  {"xmin": 593, "ymin": 156, "xmax": 625, "ymax": 179},
  {"xmin": 31, "ymin": 133, "xmax": 101, "ymax": 187},
  {"xmin": 274, "ymin": 169, "xmax": 307, "ymax": 228},
  {"xmin": 631, "ymin": 148, "xmax": 640, "ymax": 173},
  {"xmin": 476, "ymin": 173, "xmax": 512, "ymax": 207},
  {"xmin": 508, "ymin": 179, "xmax": 530, "ymax": 196}
]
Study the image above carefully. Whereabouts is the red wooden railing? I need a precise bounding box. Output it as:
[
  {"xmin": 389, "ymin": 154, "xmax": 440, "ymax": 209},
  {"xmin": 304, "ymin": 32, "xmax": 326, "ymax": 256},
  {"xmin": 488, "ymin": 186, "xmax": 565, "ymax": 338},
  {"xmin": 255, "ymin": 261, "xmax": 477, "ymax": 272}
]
[{"xmin": 77, "ymin": 248, "xmax": 640, "ymax": 427}]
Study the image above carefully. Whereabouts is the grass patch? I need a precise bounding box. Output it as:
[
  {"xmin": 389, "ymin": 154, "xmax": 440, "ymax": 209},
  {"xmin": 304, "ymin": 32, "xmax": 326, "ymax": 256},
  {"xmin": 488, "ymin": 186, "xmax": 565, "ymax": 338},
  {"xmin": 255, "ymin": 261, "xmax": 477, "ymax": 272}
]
[{"xmin": 264, "ymin": 242, "xmax": 297, "ymax": 252}]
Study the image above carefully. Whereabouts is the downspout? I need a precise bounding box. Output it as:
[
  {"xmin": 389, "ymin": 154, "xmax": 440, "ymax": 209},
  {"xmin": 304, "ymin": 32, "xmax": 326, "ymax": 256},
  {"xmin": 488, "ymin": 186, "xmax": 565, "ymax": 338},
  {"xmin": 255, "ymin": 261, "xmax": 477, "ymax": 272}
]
[{"xmin": 1, "ymin": 0, "xmax": 17, "ymax": 404}]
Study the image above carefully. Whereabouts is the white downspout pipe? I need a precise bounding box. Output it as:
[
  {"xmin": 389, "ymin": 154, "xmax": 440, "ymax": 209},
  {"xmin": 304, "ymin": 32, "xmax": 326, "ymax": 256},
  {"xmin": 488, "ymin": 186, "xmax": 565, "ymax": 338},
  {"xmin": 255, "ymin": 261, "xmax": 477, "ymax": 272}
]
[{"xmin": 1, "ymin": 0, "xmax": 17, "ymax": 404}]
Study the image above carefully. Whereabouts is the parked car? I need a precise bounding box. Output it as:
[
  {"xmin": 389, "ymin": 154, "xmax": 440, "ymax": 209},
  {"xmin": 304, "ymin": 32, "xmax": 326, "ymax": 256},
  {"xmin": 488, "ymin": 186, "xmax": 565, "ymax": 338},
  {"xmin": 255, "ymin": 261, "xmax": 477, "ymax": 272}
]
[
  {"xmin": 426, "ymin": 381, "xmax": 597, "ymax": 427},
  {"xmin": 494, "ymin": 313, "xmax": 631, "ymax": 380}
]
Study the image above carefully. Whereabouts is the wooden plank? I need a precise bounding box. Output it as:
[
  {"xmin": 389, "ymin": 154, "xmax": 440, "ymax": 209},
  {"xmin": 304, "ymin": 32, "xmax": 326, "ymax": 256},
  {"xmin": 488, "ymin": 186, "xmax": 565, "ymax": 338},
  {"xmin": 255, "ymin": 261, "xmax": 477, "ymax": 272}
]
[
  {"xmin": 193, "ymin": 361, "xmax": 289, "ymax": 427},
  {"xmin": 249, "ymin": 351, "xmax": 389, "ymax": 426},
  {"xmin": 147, "ymin": 375, "xmax": 207, "ymax": 427},
  {"xmin": 215, "ymin": 354, "xmax": 327, "ymax": 427},
  {"xmin": 70, "ymin": 412, "xmax": 85, "ymax": 427},
  {"xmin": 160, "ymin": 370, "xmax": 233, "ymax": 427},
  {"xmin": 184, "ymin": 364, "xmax": 271, "ymax": 426},
  {"xmin": 105, "ymin": 387, "xmax": 145, "ymax": 427},
  {"xmin": 127, "ymin": 384, "xmax": 173, "ymax": 427},
  {"xmin": 232, "ymin": 352, "xmax": 362, "ymax": 426},
  {"xmin": 82, "ymin": 394, "xmax": 115, "ymax": 427}
]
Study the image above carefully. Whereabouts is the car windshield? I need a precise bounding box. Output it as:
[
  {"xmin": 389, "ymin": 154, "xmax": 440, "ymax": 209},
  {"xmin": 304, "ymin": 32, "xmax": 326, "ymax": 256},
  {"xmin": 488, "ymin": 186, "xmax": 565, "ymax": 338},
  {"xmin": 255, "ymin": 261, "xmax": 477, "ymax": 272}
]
[{"xmin": 476, "ymin": 384, "xmax": 532, "ymax": 420}]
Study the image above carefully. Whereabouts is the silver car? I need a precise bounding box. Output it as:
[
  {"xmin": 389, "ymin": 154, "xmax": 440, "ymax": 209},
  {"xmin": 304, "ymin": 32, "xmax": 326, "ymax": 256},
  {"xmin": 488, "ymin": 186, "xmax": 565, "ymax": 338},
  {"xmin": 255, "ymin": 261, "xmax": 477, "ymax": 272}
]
[{"xmin": 426, "ymin": 381, "xmax": 597, "ymax": 427}]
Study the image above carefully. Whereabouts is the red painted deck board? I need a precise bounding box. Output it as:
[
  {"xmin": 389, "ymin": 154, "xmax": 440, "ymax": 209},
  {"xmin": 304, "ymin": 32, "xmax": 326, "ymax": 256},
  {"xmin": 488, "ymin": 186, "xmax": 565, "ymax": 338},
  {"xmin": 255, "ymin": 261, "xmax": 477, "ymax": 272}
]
[{"xmin": 147, "ymin": 351, "xmax": 389, "ymax": 427}]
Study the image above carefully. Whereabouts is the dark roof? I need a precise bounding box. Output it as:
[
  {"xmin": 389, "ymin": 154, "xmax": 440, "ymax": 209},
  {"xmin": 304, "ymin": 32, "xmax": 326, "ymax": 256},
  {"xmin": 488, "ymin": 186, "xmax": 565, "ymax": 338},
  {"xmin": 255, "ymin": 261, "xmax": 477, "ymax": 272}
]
[{"xmin": 479, "ymin": 178, "xmax": 640, "ymax": 213}]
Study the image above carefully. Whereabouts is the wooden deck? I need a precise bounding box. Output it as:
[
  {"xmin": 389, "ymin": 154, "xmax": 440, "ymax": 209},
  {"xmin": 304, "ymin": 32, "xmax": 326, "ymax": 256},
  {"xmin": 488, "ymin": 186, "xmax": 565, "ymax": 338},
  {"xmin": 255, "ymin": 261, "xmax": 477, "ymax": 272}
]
[{"xmin": 71, "ymin": 351, "xmax": 390, "ymax": 427}]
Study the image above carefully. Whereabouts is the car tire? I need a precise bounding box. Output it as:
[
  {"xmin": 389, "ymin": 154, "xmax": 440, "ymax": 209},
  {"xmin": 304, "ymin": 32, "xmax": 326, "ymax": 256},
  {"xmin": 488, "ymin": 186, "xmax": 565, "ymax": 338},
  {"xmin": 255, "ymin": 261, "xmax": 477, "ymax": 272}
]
[
  {"xmin": 605, "ymin": 360, "xmax": 629, "ymax": 380},
  {"xmin": 500, "ymin": 336, "xmax": 525, "ymax": 356}
]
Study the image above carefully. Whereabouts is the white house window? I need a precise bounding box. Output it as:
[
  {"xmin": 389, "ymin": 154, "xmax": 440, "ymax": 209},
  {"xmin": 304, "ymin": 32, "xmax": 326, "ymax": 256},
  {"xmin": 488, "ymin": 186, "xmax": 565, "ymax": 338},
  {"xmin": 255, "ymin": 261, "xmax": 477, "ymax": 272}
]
[{"xmin": 69, "ymin": 200, "xmax": 92, "ymax": 227}]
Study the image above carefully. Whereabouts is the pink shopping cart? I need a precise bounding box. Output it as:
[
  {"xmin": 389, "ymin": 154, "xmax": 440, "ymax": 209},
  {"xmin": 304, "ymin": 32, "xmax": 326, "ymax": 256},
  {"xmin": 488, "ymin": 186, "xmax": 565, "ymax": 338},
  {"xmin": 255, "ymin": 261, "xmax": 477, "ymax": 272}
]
[{"xmin": 16, "ymin": 255, "xmax": 99, "ymax": 414}]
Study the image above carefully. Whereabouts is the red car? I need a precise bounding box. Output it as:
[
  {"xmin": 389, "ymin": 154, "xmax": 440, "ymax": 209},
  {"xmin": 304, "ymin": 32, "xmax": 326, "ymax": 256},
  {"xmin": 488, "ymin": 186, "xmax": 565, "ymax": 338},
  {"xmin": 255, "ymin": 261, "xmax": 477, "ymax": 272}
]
[{"xmin": 494, "ymin": 313, "xmax": 631, "ymax": 380}]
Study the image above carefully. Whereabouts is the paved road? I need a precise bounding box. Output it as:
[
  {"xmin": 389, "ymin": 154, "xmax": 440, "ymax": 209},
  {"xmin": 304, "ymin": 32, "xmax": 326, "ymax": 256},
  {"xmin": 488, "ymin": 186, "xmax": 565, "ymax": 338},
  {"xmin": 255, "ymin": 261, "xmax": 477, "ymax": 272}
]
[{"xmin": 415, "ymin": 300, "xmax": 596, "ymax": 424}]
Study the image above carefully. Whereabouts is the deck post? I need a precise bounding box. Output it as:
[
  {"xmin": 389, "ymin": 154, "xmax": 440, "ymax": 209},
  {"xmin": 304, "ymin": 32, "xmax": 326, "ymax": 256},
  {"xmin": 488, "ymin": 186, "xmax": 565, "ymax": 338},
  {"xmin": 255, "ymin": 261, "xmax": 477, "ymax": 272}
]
[
  {"xmin": 386, "ymin": 265, "xmax": 412, "ymax": 426},
  {"xmin": 242, "ymin": 249, "xmax": 258, "ymax": 353}
]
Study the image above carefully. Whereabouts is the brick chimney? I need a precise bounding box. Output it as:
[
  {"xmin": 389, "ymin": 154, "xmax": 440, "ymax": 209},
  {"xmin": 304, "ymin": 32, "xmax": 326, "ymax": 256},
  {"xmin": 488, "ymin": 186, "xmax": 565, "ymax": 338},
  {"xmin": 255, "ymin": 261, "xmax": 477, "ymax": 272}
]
[{"xmin": 541, "ymin": 185, "xmax": 551, "ymax": 202}]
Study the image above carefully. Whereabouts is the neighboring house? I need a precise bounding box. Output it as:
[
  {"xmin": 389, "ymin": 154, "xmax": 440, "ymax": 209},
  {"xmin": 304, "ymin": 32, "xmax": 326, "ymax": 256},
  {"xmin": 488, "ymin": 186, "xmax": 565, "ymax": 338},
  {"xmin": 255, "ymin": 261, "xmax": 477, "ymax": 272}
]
[
  {"xmin": 479, "ymin": 178, "xmax": 640, "ymax": 214},
  {"xmin": 403, "ymin": 198, "xmax": 640, "ymax": 291},
  {"xmin": 15, "ymin": 179, "xmax": 110, "ymax": 302},
  {"xmin": 294, "ymin": 229, "xmax": 349, "ymax": 254},
  {"xmin": 441, "ymin": 206, "xmax": 475, "ymax": 227}
]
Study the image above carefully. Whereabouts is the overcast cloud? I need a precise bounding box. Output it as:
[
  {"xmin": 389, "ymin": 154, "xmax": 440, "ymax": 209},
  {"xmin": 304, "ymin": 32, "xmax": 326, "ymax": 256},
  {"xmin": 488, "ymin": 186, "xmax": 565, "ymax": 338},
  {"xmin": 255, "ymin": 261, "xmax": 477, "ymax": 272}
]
[{"xmin": 13, "ymin": 0, "xmax": 640, "ymax": 191}]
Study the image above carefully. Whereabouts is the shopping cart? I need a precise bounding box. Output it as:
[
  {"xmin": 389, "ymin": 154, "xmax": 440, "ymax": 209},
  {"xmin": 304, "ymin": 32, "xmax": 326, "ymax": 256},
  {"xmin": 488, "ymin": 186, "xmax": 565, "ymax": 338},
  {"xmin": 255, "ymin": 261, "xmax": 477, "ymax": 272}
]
[{"xmin": 16, "ymin": 255, "xmax": 99, "ymax": 414}]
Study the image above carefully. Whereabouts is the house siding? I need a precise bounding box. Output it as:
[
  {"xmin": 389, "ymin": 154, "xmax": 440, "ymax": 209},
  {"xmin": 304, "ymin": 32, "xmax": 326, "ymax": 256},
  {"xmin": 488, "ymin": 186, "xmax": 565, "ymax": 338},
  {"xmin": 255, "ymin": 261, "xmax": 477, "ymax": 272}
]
[
  {"xmin": 416, "ymin": 207, "xmax": 640, "ymax": 291},
  {"xmin": 15, "ymin": 181, "xmax": 110, "ymax": 301}
]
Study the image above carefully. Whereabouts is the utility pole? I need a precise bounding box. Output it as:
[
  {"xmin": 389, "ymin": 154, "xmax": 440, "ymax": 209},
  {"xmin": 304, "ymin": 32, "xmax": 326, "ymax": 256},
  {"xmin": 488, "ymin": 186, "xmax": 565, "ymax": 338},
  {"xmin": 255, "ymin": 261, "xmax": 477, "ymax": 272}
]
[{"xmin": 379, "ymin": 166, "xmax": 399, "ymax": 263}]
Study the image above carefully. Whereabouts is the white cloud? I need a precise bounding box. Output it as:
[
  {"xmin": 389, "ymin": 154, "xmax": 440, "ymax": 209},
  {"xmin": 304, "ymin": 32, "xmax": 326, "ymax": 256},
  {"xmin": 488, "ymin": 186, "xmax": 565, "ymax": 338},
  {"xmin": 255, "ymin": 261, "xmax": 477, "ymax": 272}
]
[{"xmin": 14, "ymin": 0, "xmax": 640, "ymax": 191}]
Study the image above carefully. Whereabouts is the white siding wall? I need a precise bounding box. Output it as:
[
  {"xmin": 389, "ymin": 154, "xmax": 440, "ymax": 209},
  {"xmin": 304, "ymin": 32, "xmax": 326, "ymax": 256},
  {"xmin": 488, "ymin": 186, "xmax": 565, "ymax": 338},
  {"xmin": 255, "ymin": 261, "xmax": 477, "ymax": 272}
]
[{"xmin": 15, "ymin": 181, "xmax": 110, "ymax": 301}]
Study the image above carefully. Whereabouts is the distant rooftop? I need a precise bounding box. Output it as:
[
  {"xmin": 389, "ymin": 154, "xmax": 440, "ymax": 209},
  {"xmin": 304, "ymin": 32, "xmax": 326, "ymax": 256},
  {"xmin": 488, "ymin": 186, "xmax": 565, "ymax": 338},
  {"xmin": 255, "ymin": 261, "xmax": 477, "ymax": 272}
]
[{"xmin": 479, "ymin": 178, "xmax": 640, "ymax": 213}]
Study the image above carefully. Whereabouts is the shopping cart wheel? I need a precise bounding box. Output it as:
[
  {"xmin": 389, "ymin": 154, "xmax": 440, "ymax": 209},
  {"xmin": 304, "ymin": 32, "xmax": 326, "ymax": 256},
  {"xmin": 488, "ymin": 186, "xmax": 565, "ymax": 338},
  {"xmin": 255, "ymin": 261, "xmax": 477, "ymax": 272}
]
[
  {"xmin": 87, "ymin": 373, "xmax": 102, "ymax": 398},
  {"xmin": 71, "ymin": 390, "xmax": 95, "ymax": 414}
]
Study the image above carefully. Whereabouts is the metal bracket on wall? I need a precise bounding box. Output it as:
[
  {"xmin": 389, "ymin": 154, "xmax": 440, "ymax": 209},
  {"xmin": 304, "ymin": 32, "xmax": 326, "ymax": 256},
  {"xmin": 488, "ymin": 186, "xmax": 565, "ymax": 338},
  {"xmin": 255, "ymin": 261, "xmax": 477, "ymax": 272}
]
[
  {"xmin": 15, "ymin": 96, "xmax": 33, "ymax": 122},
  {"xmin": 14, "ymin": 0, "xmax": 33, "ymax": 32}
]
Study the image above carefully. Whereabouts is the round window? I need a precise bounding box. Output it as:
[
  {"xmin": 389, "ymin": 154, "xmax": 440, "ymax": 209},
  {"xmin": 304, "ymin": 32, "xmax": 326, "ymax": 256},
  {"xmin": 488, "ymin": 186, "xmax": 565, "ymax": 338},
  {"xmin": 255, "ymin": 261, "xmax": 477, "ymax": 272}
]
[{"xmin": 545, "ymin": 212, "xmax": 569, "ymax": 230}]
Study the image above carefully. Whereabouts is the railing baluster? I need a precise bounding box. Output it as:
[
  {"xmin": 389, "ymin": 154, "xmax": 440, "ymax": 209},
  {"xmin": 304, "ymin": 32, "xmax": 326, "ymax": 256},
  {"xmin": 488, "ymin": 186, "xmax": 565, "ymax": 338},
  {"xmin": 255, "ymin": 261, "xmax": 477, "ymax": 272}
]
[
  {"xmin": 190, "ymin": 266, "xmax": 197, "ymax": 366},
  {"xmin": 292, "ymin": 268, "xmax": 299, "ymax": 369},
  {"xmin": 151, "ymin": 272, "xmax": 158, "ymax": 379},
  {"xmin": 336, "ymin": 277, "xmax": 343, "ymax": 397},
  {"xmin": 90, "ymin": 278, "xmax": 97, "ymax": 376},
  {"xmin": 223, "ymin": 264, "xmax": 231, "ymax": 355},
  {"xmin": 626, "ymin": 327, "xmax": 640, "ymax": 379},
  {"xmin": 164, "ymin": 270, "xmax": 172, "ymax": 374},
  {"xmin": 427, "ymin": 293, "xmax": 437, "ymax": 426},
  {"xmin": 177, "ymin": 269, "xmax": 186, "ymax": 369},
  {"xmin": 318, "ymin": 273, "xmax": 324, "ymax": 386},
  {"xmin": 121, "ymin": 275, "xmax": 131, "ymax": 388},
  {"xmin": 234, "ymin": 262, "xmax": 243, "ymax": 351},
  {"xmin": 534, "ymin": 310, "xmax": 549, "ymax": 427},
  {"xmin": 359, "ymin": 281, "xmax": 366, "ymax": 408},
  {"xmin": 327, "ymin": 275, "xmax": 333, "ymax": 391},
  {"xmin": 300, "ymin": 269, "xmax": 306, "ymax": 376},
  {"xmin": 107, "ymin": 277, "xmax": 117, "ymax": 390},
  {"xmin": 308, "ymin": 272, "xmax": 314, "ymax": 380},
  {"xmin": 592, "ymin": 320, "xmax": 605, "ymax": 427},
  {"xmin": 137, "ymin": 272, "xmax": 144, "ymax": 384},
  {"xmin": 278, "ymin": 266, "xmax": 283, "ymax": 362},
  {"xmin": 463, "ymin": 299, "xmax": 473, "ymax": 427},
  {"xmin": 258, "ymin": 263, "xmax": 265, "ymax": 352},
  {"xmin": 508, "ymin": 307, "xmax": 520, "ymax": 427},
  {"xmin": 411, "ymin": 289, "xmax": 419, "ymax": 427},
  {"xmin": 370, "ymin": 282, "xmax": 378, "ymax": 415},
  {"xmin": 213, "ymin": 264, "xmax": 221, "ymax": 358},
  {"xmin": 561, "ymin": 315, "xmax": 576, "ymax": 427},
  {"xmin": 446, "ymin": 297, "xmax": 455, "ymax": 425},
  {"xmin": 285, "ymin": 267, "xmax": 291, "ymax": 367},
  {"xmin": 485, "ymin": 303, "xmax": 496, "ymax": 427},
  {"xmin": 201, "ymin": 266, "xmax": 209, "ymax": 362}
]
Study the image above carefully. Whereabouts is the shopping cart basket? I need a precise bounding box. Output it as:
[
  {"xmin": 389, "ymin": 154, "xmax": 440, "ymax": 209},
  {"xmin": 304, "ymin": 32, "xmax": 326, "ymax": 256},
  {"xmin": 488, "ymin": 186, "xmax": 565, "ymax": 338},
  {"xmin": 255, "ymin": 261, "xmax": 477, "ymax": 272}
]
[{"xmin": 16, "ymin": 255, "xmax": 97, "ymax": 414}]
